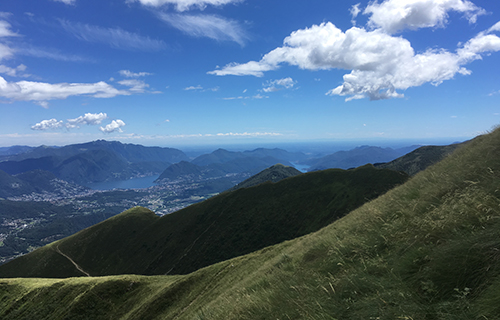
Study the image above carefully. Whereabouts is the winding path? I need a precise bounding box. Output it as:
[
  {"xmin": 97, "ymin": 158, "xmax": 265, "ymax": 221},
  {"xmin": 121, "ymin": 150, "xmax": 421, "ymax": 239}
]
[{"xmin": 55, "ymin": 244, "xmax": 91, "ymax": 277}]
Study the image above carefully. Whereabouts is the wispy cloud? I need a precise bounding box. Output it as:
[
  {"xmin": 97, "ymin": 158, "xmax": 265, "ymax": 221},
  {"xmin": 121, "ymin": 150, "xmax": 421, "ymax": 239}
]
[
  {"xmin": 0, "ymin": 43, "xmax": 13, "ymax": 62},
  {"xmin": 119, "ymin": 70, "xmax": 153, "ymax": 77},
  {"xmin": 67, "ymin": 113, "xmax": 108, "ymax": 128},
  {"xmin": 184, "ymin": 85, "xmax": 219, "ymax": 92},
  {"xmin": 0, "ymin": 20, "xmax": 19, "ymax": 38},
  {"xmin": 16, "ymin": 45, "xmax": 89, "ymax": 62},
  {"xmin": 31, "ymin": 119, "xmax": 64, "ymax": 131},
  {"xmin": 184, "ymin": 85, "xmax": 203, "ymax": 91},
  {"xmin": 210, "ymin": 131, "xmax": 281, "ymax": 137},
  {"xmin": 0, "ymin": 64, "xmax": 28, "ymax": 77},
  {"xmin": 208, "ymin": 61, "xmax": 274, "ymax": 77},
  {"xmin": 262, "ymin": 77, "xmax": 296, "ymax": 92},
  {"xmin": 59, "ymin": 19, "xmax": 166, "ymax": 51},
  {"xmin": 350, "ymin": 3, "xmax": 361, "ymax": 25},
  {"xmin": 160, "ymin": 131, "xmax": 281, "ymax": 138},
  {"xmin": 118, "ymin": 79, "xmax": 150, "ymax": 93},
  {"xmin": 222, "ymin": 93, "xmax": 268, "ymax": 100},
  {"xmin": 158, "ymin": 13, "xmax": 248, "ymax": 46},
  {"xmin": 0, "ymin": 75, "xmax": 131, "ymax": 107},
  {"xmin": 52, "ymin": 0, "xmax": 76, "ymax": 5},
  {"xmin": 0, "ymin": 20, "xmax": 18, "ymax": 62},
  {"xmin": 129, "ymin": 0, "xmax": 242, "ymax": 12}
]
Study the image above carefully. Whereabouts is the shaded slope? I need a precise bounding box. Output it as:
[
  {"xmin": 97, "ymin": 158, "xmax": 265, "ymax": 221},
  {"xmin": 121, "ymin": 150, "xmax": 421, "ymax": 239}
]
[
  {"xmin": 0, "ymin": 169, "xmax": 88, "ymax": 198},
  {"xmin": 155, "ymin": 161, "xmax": 222, "ymax": 182},
  {"xmin": 0, "ymin": 140, "xmax": 188, "ymax": 184},
  {"xmin": 191, "ymin": 148, "xmax": 303, "ymax": 167},
  {"xmin": 191, "ymin": 148, "xmax": 246, "ymax": 166},
  {"xmin": 0, "ymin": 165, "xmax": 408, "ymax": 278},
  {"xmin": 0, "ymin": 206, "xmax": 159, "ymax": 278},
  {"xmin": 307, "ymin": 145, "xmax": 419, "ymax": 171},
  {"xmin": 206, "ymin": 156, "xmax": 292, "ymax": 175},
  {"xmin": 375, "ymin": 141, "xmax": 466, "ymax": 175},
  {"xmin": 0, "ymin": 170, "xmax": 34, "ymax": 198},
  {"xmin": 226, "ymin": 163, "xmax": 302, "ymax": 192},
  {"xmin": 0, "ymin": 156, "xmax": 57, "ymax": 176},
  {"xmin": 0, "ymin": 145, "xmax": 34, "ymax": 157},
  {"xmin": 2, "ymin": 127, "xmax": 500, "ymax": 319}
]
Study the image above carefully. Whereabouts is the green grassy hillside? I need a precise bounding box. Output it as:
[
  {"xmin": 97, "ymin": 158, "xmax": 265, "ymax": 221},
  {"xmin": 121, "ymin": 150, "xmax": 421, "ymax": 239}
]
[
  {"xmin": 1, "ymin": 127, "xmax": 500, "ymax": 319},
  {"xmin": 0, "ymin": 165, "xmax": 407, "ymax": 278}
]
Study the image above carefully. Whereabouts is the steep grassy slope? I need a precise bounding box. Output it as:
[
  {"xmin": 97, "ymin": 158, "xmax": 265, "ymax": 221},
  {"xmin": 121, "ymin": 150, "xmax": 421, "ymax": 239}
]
[
  {"xmin": 1, "ymin": 127, "xmax": 500, "ymax": 319},
  {"xmin": 0, "ymin": 207, "xmax": 159, "ymax": 278},
  {"xmin": 0, "ymin": 165, "xmax": 407, "ymax": 278}
]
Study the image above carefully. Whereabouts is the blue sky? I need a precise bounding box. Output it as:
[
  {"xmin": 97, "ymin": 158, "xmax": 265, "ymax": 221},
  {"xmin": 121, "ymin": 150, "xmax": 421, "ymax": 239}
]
[{"xmin": 1, "ymin": 0, "xmax": 500, "ymax": 147}]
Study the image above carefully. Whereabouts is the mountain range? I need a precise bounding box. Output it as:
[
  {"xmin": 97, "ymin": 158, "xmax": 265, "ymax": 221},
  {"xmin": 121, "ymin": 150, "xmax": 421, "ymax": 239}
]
[
  {"xmin": 0, "ymin": 140, "xmax": 188, "ymax": 185},
  {"xmin": 0, "ymin": 139, "xmax": 432, "ymax": 189},
  {"xmin": 0, "ymin": 127, "xmax": 498, "ymax": 319},
  {"xmin": 305, "ymin": 145, "xmax": 420, "ymax": 171}
]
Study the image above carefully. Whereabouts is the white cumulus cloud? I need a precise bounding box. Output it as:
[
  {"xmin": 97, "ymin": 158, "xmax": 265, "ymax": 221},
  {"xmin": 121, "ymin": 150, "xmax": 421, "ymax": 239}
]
[
  {"xmin": 210, "ymin": 19, "xmax": 500, "ymax": 101},
  {"xmin": 67, "ymin": 113, "xmax": 108, "ymax": 128},
  {"xmin": 364, "ymin": 0, "xmax": 486, "ymax": 34},
  {"xmin": 100, "ymin": 119, "xmax": 126, "ymax": 133},
  {"xmin": 31, "ymin": 119, "xmax": 64, "ymax": 130}
]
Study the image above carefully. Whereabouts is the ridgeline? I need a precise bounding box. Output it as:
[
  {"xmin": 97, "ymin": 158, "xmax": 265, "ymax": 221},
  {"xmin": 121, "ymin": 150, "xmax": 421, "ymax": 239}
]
[
  {"xmin": 1, "ymin": 127, "xmax": 500, "ymax": 319},
  {"xmin": 0, "ymin": 164, "xmax": 407, "ymax": 277}
]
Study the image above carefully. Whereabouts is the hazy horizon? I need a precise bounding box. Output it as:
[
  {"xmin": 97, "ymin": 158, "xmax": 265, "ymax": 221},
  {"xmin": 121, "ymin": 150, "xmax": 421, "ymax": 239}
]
[{"xmin": 0, "ymin": 136, "xmax": 471, "ymax": 158}]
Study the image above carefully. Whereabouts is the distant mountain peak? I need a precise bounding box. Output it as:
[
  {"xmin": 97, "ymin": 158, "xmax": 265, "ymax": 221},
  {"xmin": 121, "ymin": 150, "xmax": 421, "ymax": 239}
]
[{"xmin": 227, "ymin": 163, "xmax": 302, "ymax": 192}]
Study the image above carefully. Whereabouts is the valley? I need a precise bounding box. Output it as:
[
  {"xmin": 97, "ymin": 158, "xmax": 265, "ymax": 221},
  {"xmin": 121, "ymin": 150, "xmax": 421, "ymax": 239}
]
[
  {"xmin": 0, "ymin": 125, "xmax": 498, "ymax": 319},
  {"xmin": 0, "ymin": 172, "xmax": 250, "ymax": 264},
  {"xmin": 0, "ymin": 139, "xmax": 460, "ymax": 265}
]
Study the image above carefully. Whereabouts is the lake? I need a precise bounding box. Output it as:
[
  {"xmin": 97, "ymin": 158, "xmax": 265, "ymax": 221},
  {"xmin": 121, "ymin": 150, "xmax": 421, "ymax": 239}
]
[
  {"xmin": 291, "ymin": 163, "xmax": 310, "ymax": 172},
  {"xmin": 85, "ymin": 175, "xmax": 160, "ymax": 191}
]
